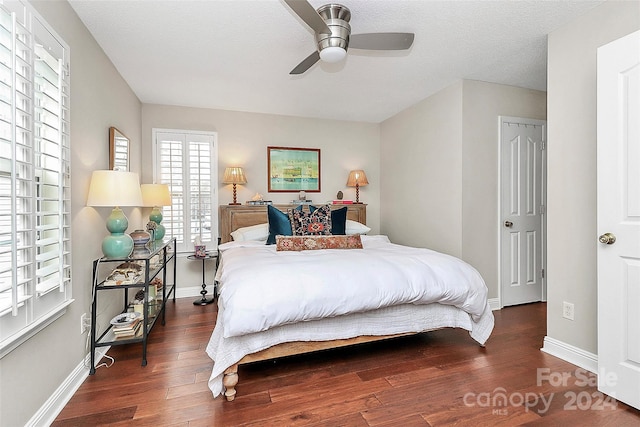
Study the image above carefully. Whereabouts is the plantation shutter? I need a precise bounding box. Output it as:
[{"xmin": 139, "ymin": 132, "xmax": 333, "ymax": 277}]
[
  {"xmin": 153, "ymin": 130, "xmax": 217, "ymax": 252},
  {"xmin": 0, "ymin": 1, "xmax": 71, "ymax": 356}
]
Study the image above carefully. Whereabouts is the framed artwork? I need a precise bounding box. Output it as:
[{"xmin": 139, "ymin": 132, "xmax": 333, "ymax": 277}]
[{"xmin": 267, "ymin": 146, "xmax": 321, "ymax": 192}]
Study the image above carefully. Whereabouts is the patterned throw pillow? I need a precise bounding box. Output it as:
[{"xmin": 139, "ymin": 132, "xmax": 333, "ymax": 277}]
[
  {"xmin": 276, "ymin": 234, "xmax": 363, "ymax": 251},
  {"xmin": 309, "ymin": 205, "xmax": 347, "ymax": 235},
  {"xmin": 266, "ymin": 204, "xmax": 302, "ymax": 245},
  {"xmin": 288, "ymin": 204, "xmax": 332, "ymax": 236}
]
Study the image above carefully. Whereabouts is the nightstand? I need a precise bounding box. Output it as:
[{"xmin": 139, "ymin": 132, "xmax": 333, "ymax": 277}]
[{"xmin": 188, "ymin": 253, "xmax": 217, "ymax": 305}]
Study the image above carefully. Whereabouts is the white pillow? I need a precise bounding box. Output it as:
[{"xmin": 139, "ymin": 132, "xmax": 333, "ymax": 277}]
[
  {"xmin": 345, "ymin": 220, "xmax": 371, "ymax": 235},
  {"xmin": 230, "ymin": 223, "xmax": 269, "ymax": 242}
]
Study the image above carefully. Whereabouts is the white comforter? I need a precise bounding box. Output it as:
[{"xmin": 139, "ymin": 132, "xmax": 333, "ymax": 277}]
[{"xmin": 216, "ymin": 235, "xmax": 488, "ymax": 338}]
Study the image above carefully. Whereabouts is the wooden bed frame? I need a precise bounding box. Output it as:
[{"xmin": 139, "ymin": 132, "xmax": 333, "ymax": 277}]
[{"xmin": 217, "ymin": 203, "xmax": 416, "ymax": 401}]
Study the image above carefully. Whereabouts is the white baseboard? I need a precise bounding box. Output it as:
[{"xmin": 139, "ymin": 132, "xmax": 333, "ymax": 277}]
[
  {"xmin": 26, "ymin": 347, "xmax": 110, "ymax": 427},
  {"xmin": 541, "ymin": 336, "xmax": 598, "ymax": 374},
  {"xmin": 488, "ymin": 298, "xmax": 501, "ymax": 310}
]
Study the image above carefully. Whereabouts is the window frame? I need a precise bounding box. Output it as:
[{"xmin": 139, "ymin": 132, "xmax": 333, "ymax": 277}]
[{"xmin": 151, "ymin": 128, "xmax": 218, "ymax": 253}]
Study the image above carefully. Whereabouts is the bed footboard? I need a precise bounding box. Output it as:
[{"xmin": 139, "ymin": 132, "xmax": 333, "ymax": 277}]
[{"xmin": 221, "ymin": 332, "xmax": 416, "ymax": 401}]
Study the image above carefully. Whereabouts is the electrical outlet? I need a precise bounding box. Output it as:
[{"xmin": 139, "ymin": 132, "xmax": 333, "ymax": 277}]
[
  {"xmin": 80, "ymin": 313, "xmax": 89, "ymax": 334},
  {"xmin": 563, "ymin": 302, "xmax": 575, "ymax": 321}
]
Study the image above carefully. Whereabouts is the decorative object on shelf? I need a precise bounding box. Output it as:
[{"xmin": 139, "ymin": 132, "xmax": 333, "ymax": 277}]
[
  {"xmin": 110, "ymin": 312, "xmax": 142, "ymax": 327},
  {"xmin": 346, "ymin": 169, "xmax": 369, "ymax": 204},
  {"xmin": 223, "ymin": 167, "xmax": 247, "ymax": 205},
  {"xmin": 195, "ymin": 245, "xmax": 206, "ymax": 258},
  {"xmin": 131, "ymin": 245, "xmax": 151, "ymax": 258},
  {"xmin": 145, "ymin": 221, "xmax": 157, "ymax": 240},
  {"xmin": 105, "ymin": 261, "xmax": 143, "ymax": 285},
  {"xmin": 194, "ymin": 235, "xmax": 206, "ymax": 258},
  {"xmin": 141, "ymin": 183, "xmax": 172, "ymax": 240},
  {"xmin": 267, "ymin": 146, "xmax": 321, "ymax": 192},
  {"xmin": 130, "ymin": 229, "xmax": 151, "ymax": 247},
  {"xmin": 150, "ymin": 277, "xmax": 163, "ymax": 293},
  {"xmin": 87, "ymin": 170, "xmax": 143, "ymax": 259},
  {"xmin": 298, "ymin": 190, "xmax": 306, "ymax": 201},
  {"xmin": 336, "ymin": 190, "xmax": 343, "ymax": 200},
  {"xmin": 252, "ymin": 192, "xmax": 263, "ymax": 201}
]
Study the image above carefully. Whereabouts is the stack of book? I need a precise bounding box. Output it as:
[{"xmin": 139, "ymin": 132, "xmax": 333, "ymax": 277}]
[
  {"xmin": 332, "ymin": 200, "xmax": 353, "ymax": 204},
  {"xmin": 113, "ymin": 318, "xmax": 143, "ymax": 339}
]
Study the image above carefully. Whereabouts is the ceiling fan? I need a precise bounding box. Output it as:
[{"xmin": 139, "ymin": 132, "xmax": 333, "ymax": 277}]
[{"xmin": 284, "ymin": 0, "xmax": 415, "ymax": 75}]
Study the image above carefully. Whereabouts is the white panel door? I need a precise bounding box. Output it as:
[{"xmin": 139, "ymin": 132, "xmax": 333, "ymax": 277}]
[
  {"xmin": 597, "ymin": 30, "xmax": 640, "ymax": 410},
  {"xmin": 500, "ymin": 117, "xmax": 546, "ymax": 306}
]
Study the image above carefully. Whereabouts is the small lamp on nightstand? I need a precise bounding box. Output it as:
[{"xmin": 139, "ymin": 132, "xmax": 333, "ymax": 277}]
[
  {"xmin": 346, "ymin": 169, "xmax": 368, "ymax": 204},
  {"xmin": 141, "ymin": 183, "xmax": 172, "ymax": 240},
  {"xmin": 223, "ymin": 167, "xmax": 247, "ymax": 205}
]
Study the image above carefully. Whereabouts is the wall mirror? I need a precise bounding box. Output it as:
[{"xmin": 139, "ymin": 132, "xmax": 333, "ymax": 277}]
[{"xmin": 109, "ymin": 127, "xmax": 129, "ymax": 171}]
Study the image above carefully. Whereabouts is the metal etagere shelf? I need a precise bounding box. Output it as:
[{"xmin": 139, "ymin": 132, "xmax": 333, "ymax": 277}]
[{"xmin": 89, "ymin": 238, "xmax": 177, "ymax": 374}]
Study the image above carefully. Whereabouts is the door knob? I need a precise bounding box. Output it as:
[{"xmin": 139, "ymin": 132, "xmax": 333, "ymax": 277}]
[
  {"xmin": 504, "ymin": 221, "xmax": 513, "ymax": 228},
  {"xmin": 598, "ymin": 233, "xmax": 616, "ymax": 245}
]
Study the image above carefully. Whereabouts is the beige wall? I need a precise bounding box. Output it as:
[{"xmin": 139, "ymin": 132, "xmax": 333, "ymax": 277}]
[
  {"xmin": 380, "ymin": 80, "xmax": 546, "ymax": 299},
  {"xmin": 461, "ymin": 80, "xmax": 546, "ymax": 299},
  {"xmin": 546, "ymin": 0, "xmax": 640, "ymax": 354},
  {"xmin": 140, "ymin": 104, "xmax": 381, "ymax": 230},
  {"xmin": 380, "ymin": 82, "xmax": 464, "ymax": 257},
  {"xmin": 0, "ymin": 1, "xmax": 143, "ymax": 426}
]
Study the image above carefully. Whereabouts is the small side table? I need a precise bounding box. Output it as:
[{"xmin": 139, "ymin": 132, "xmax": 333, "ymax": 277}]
[{"xmin": 187, "ymin": 253, "xmax": 217, "ymax": 305}]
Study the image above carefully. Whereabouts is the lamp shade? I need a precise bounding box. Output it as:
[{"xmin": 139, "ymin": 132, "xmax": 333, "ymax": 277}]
[
  {"xmin": 141, "ymin": 184, "xmax": 172, "ymax": 207},
  {"xmin": 346, "ymin": 170, "xmax": 369, "ymax": 187},
  {"xmin": 223, "ymin": 167, "xmax": 247, "ymax": 184},
  {"xmin": 87, "ymin": 170, "xmax": 143, "ymax": 207}
]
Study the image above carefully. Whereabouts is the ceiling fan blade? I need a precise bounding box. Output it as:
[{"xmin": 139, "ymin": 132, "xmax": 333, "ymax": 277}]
[
  {"xmin": 349, "ymin": 33, "xmax": 415, "ymax": 50},
  {"xmin": 290, "ymin": 51, "xmax": 321, "ymax": 75},
  {"xmin": 283, "ymin": 0, "xmax": 331, "ymax": 34}
]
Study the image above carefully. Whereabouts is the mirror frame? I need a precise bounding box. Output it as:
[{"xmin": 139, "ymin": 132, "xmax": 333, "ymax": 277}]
[{"xmin": 109, "ymin": 127, "xmax": 130, "ymax": 171}]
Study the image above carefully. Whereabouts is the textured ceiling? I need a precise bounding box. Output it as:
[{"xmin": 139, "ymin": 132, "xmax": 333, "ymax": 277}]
[{"xmin": 69, "ymin": 0, "xmax": 604, "ymax": 123}]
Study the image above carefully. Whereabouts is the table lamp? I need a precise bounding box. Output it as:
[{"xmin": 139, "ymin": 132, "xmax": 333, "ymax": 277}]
[
  {"xmin": 223, "ymin": 167, "xmax": 247, "ymax": 205},
  {"xmin": 87, "ymin": 170, "xmax": 143, "ymax": 258},
  {"xmin": 141, "ymin": 183, "xmax": 172, "ymax": 240},
  {"xmin": 346, "ymin": 169, "xmax": 368, "ymax": 203}
]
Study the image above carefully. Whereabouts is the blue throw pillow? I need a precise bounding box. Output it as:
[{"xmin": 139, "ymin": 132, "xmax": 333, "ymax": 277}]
[
  {"xmin": 309, "ymin": 205, "xmax": 347, "ymax": 235},
  {"xmin": 266, "ymin": 205, "xmax": 302, "ymax": 245}
]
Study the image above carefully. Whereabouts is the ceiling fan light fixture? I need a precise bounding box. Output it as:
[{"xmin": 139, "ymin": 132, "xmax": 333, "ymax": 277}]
[{"xmin": 319, "ymin": 46, "xmax": 347, "ymax": 63}]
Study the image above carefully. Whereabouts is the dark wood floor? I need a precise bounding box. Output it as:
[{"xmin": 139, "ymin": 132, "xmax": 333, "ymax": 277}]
[{"xmin": 54, "ymin": 299, "xmax": 639, "ymax": 426}]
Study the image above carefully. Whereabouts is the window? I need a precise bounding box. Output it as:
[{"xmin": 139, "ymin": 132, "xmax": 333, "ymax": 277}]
[
  {"xmin": 0, "ymin": 1, "xmax": 71, "ymax": 357},
  {"xmin": 152, "ymin": 129, "xmax": 218, "ymax": 252}
]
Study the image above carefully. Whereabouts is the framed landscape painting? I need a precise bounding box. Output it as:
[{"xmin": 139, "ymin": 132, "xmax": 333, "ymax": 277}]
[{"xmin": 267, "ymin": 146, "xmax": 321, "ymax": 192}]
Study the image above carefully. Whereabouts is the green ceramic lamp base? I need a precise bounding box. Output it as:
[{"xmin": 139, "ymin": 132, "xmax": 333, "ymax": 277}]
[
  {"xmin": 102, "ymin": 207, "xmax": 134, "ymax": 258},
  {"xmin": 149, "ymin": 206, "xmax": 165, "ymax": 240},
  {"xmin": 102, "ymin": 233, "xmax": 134, "ymax": 258}
]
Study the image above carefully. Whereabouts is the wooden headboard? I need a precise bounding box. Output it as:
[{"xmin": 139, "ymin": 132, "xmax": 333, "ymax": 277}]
[{"xmin": 219, "ymin": 204, "xmax": 367, "ymax": 243}]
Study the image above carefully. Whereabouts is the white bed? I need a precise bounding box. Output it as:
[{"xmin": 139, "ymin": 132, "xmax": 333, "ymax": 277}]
[{"xmin": 206, "ymin": 228, "xmax": 494, "ymax": 401}]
